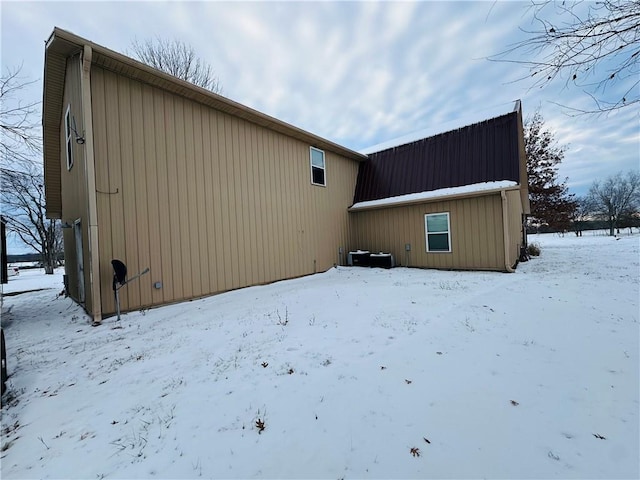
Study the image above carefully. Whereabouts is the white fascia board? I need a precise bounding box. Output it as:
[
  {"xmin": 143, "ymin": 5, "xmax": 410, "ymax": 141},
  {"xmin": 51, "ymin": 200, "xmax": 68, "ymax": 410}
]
[{"xmin": 349, "ymin": 181, "xmax": 519, "ymax": 212}]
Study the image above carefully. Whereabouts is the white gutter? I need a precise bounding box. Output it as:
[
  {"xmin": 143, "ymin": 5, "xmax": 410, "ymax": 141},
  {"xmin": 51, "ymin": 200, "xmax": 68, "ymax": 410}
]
[{"xmin": 349, "ymin": 182, "xmax": 520, "ymax": 212}]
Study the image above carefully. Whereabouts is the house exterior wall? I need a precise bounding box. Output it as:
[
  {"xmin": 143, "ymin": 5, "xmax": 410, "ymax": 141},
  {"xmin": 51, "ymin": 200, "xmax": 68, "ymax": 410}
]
[
  {"xmin": 350, "ymin": 193, "xmax": 510, "ymax": 271},
  {"xmin": 59, "ymin": 54, "xmax": 93, "ymax": 312},
  {"xmin": 90, "ymin": 66, "xmax": 359, "ymax": 315},
  {"xmin": 504, "ymin": 188, "xmax": 525, "ymax": 267}
]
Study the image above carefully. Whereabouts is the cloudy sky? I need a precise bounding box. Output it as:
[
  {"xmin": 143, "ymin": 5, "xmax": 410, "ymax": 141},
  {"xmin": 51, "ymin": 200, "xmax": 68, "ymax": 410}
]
[{"xmin": 1, "ymin": 1, "xmax": 638, "ymax": 198}]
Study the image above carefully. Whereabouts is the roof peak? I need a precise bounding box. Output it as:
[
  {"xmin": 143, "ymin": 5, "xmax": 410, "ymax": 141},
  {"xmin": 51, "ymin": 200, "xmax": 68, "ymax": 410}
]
[{"xmin": 359, "ymin": 100, "xmax": 521, "ymax": 155}]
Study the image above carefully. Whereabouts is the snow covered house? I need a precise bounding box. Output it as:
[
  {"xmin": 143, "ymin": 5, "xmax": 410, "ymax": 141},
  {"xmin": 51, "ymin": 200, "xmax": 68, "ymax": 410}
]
[
  {"xmin": 43, "ymin": 28, "xmax": 528, "ymax": 322},
  {"xmin": 43, "ymin": 28, "xmax": 366, "ymax": 322}
]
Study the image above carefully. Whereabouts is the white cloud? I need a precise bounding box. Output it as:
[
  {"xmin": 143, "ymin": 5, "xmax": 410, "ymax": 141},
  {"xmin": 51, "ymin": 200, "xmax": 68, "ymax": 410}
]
[{"xmin": 1, "ymin": 0, "xmax": 636, "ymax": 204}]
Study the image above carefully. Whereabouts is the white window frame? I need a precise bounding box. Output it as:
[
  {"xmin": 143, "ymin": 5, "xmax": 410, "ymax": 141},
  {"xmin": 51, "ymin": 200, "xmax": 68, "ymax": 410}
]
[
  {"xmin": 64, "ymin": 105, "xmax": 74, "ymax": 170},
  {"xmin": 425, "ymin": 212, "xmax": 452, "ymax": 253},
  {"xmin": 310, "ymin": 147, "xmax": 326, "ymax": 187}
]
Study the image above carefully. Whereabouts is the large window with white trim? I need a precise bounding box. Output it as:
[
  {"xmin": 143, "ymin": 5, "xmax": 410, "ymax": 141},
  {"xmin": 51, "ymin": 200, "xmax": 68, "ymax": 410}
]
[
  {"xmin": 425, "ymin": 212, "xmax": 451, "ymax": 252},
  {"xmin": 64, "ymin": 105, "xmax": 74, "ymax": 170},
  {"xmin": 310, "ymin": 147, "xmax": 326, "ymax": 186}
]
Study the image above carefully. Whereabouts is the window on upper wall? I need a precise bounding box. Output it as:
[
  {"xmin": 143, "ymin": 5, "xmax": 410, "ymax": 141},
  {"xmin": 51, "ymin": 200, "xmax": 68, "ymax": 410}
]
[
  {"xmin": 64, "ymin": 105, "xmax": 74, "ymax": 170},
  {"xmin": 425, "ymin": 212, "xmax": 451, "ymax": 252},
  {"xmin": 310, "ymin": 147, "xmax": 326, "ymax": 186}
]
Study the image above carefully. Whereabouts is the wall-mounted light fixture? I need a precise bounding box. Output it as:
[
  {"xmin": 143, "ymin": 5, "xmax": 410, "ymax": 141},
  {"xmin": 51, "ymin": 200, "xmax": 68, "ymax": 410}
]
[{"xmin": 71, "ymin": 116, "xmax": 85, "ymax": 144}]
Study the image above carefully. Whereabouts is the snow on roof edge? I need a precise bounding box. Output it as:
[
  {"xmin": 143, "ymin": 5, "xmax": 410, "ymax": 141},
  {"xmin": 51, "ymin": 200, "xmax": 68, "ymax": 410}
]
[
  {"xmin": 359, "ymin": 101, "xmax": 520, "ymax": 155},
  {"xmin": 349, "ymin": 181, "xmax": 519, "ymax": 211}
]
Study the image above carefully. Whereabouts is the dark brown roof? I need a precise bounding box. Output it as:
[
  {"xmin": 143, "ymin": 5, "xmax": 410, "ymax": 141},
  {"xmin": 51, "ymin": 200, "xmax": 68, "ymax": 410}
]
[{"xmin": 353, "ymin": 111, "xmax": 522, "ymax": 204}]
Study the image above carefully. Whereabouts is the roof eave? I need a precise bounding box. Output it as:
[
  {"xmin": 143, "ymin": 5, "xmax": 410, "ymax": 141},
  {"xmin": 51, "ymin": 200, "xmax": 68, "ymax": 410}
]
[
  {"xmin": 349, "ymin": 185, "xmax": 522, "ymax": 212},
  {"xmin": 43, "ymin": 30, "xmax": 84, "ymax": 219},
  {"xmin": 46, "ymin": 27, "xmax": 367, "ymax": 163}
]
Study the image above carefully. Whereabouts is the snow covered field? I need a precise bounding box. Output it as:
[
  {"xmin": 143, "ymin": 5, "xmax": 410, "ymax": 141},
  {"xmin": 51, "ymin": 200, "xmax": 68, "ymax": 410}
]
[{"xmin": 1, "ymin": 233, "xmax": 638, "ymax": 479}]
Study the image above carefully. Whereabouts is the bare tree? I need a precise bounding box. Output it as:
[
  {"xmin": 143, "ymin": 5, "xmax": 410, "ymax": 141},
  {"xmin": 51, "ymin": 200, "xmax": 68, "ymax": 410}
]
[
  {"xmin": 587, "ymin": 170, "xmax": 640, "ymax": 236},
  {"xmin": 0, "ymin": 166, "xmax": 62, "ymax": 274},
  {"xmin": 1, "ymin": 65, "xmax": 41, "ymax": 167},
  {"xmin": 130, "ymin": 37, "xmax": 222, "ymax": 93},
  {"xmin": 491, "ymin": 1, "xmax": 640, "ymax": 113},
  {"xmin": 571, "ymin": 196, "xmax": 592, "ymax": 236}
]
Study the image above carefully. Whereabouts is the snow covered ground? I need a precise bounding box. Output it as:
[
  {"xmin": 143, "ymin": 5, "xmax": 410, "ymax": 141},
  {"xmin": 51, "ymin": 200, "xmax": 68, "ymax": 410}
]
[{"xmin": 1, "ymin": 232, "xmax": 638, "ymax": 479}]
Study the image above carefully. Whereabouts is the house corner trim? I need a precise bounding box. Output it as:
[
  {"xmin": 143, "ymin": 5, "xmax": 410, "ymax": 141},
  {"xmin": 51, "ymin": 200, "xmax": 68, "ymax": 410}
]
[
  {"xmin": 81, "ymin": 44, "xmax": 102, "ymax": 322},
  {"xmin": 501, "ymin": 190, "xmax": 515, "ymax": 273}
]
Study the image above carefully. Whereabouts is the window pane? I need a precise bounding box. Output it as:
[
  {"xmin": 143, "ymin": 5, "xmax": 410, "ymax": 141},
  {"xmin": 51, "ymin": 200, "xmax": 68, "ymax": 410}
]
[
  {"xmin": 311, "ymin": 148, "xmax": 324, "ymax": 168},
  {"xmin": 312, "ymin": 166, "xmax": 325, "ymax": 185},
  {"xmin": 427, "ymin": 214, "xmax": 448, "ymax": 233},
  {"xmin": 428, "ymin": 233, "xmax": 449, "ymax": 251}
]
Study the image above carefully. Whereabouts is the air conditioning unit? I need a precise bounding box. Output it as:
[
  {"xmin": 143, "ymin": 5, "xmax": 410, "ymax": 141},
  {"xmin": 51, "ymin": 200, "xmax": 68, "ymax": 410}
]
[
  {"xmin": 369, "ymin": 253, "xmax": 395, "ymax": 269},
  {"xmin": 348, "ymin": 250, "xmax": 370, "ymax": 267}
]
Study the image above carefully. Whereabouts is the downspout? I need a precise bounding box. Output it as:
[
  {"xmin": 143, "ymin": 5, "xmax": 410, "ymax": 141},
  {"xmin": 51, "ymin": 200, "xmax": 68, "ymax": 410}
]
[
  {"xmin": 80, "ymin": 45, "xmax": 102, "ymax": 323},
  {"xmin": 501, "ymin": 190, "xmax": 515, "ymax": 273}
]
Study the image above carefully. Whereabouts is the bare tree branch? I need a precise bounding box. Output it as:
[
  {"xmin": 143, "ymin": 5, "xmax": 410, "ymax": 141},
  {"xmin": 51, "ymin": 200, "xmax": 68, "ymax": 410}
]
[
  {"xmin": 587, "ymin": 170, "xmax": 640, "ymax": 235},
  {"xmin": 490, "ymin": 0, "xmax": 640, "ymax": 114},
  {"xmin": 0, "ymin": 166, "xmax": 62, "ymax": 273},
  {"xmin": 130, "ymin": 37, "xmax": 222, "ymax": 94},
  {"xmin": 1, "ymin": 65, "xmax": 42, "ymax": 167}
]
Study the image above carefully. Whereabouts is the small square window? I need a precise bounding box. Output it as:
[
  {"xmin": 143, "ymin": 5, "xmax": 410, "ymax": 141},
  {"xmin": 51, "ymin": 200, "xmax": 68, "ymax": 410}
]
[
  {"xmin": 310, "ymin": 147, "xmax": 325, "ymax": 186},
  {"xmin": 425, "ymin": 212, "xmax": 451, "ymax": 252},
  {"xmin": 64, "ymin": 105, "xmax": 74, "ymax": 170}
]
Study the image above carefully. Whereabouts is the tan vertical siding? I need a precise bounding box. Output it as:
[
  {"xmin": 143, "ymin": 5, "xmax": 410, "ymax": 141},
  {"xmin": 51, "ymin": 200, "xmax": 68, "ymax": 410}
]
[
  {"xmin": 173, "ymin": 97, "xmax": 190, "ymax": 298},
  {"xmin": 119, "ymin": 74, "xmax": 139, "ymax": 309},
  {"xmin": 92, "ymin": 66, "xmax": 112, "ymax": 305},
  {"xmin": 350, "ymin": 193, "xmax": 507, "ymax": 271},
  {"xmin": 141, "ymin": 85, "xmax": 162, "ymax": 305},
  {"xmin": 184, "ymin": 98, "xmax": 200, "ymax": 297},
  {"xmin": 504, "ymin": 189, "xmax": 525, "ymax": 267},
  {"xmin": 200, "ymin": 106, "xmax": 215, "ymax": 293},
  {"xmin": 100, "ymin": 70, "xmax": 122, "ymax": 313},
  {"xmin": 217, "ymin": 114, "xmax": 232, "ymax": 291},
  {"xmin": 165, "ymin": 93, "xmax": 183, "ymax": 301},
  {"xmin": 60, "ymin": 55, "xmax": 91, "ymax": 308},
  {"xmin": 91, "ymin": 66, "xmax": 359, "ymax": 315},
  {"xmin": 248, "ymin": 125, "xmax": 261, "ymax": 281},
  {"xmin": 131, "ymin": 82, "xmax": 152, "ymax": 308}
]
